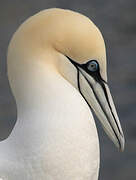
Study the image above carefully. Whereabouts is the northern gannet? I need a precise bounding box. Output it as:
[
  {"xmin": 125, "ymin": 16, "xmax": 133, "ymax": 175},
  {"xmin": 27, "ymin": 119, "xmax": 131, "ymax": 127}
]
[{"xmin": 0, "ymin": 8, "xmax": 124, "ymax": 180}]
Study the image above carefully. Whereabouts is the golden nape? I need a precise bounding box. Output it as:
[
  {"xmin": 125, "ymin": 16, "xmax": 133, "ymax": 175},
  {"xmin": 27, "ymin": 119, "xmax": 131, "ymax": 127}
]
[{"xmin": 0, "ymin": 8, "xmax": 124, "ymax": 180}]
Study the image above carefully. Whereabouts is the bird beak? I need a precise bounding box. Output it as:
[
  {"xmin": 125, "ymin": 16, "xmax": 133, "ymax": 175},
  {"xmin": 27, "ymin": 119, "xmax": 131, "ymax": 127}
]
[{"xmin": 77, "ymin": 67, "xmax": 125, "ymax": 151}]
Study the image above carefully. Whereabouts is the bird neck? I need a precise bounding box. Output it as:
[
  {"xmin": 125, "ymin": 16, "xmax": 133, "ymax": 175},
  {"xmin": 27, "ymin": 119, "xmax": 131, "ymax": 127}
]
[
  {"xmin": 6, "ymin": 55, "xmax": 90, "ymax": 154},
  {"xmin": 4, "ymin": 55, "xmax": 100, "ymax": 176}
]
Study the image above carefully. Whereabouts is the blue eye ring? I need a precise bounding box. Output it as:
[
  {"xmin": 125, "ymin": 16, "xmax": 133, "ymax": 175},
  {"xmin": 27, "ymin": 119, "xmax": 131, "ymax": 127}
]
[{"xmin": 87, "ymin": 60, "xmax": 99, "ymax": 72}]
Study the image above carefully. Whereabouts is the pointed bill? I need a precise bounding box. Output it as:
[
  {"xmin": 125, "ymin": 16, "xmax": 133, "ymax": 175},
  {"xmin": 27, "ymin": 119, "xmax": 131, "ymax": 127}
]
[{"xmin": 78, "ymin": 68, "xmax": 125, "ymax": 151}]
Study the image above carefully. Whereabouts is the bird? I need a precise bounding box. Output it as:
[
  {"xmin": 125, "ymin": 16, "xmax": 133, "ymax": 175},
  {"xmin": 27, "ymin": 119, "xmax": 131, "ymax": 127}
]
[{"xmin": 0, "ymin": 8, "xmax": 124, "ymax": 180}]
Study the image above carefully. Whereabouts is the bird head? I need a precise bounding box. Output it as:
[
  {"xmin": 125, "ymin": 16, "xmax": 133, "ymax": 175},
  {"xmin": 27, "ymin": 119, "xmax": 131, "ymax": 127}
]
[{"xmin": 8, "ymin": 8, "xmax": 124, "ymax": 151}]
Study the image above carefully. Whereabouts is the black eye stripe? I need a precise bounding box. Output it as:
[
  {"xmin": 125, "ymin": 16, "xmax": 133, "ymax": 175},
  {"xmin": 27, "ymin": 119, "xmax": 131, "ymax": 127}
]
[{"xmin": 66, "ymin": 56, "xmax": 106, "ymax": 84}]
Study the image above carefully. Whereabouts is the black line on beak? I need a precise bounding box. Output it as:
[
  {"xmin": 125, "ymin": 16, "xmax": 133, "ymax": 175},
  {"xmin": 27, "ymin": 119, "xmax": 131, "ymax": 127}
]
[
  {"xmin": 67, "ymin": 55, "xmax": 122, "ymax": 149},
  {"xmin": 77, "ymin": 68, "xmax": 94, "ymax": 112},
  {"xmin": 66, "ymin": 56, "xmax": 107, "ymax": 84},
  {"xmin": 79, "ymin": 70, "xmax": 121, "ymax": 149},
  {"xmin": 99, "ymin": 82, "xmax": 123, "ymax": 136}
]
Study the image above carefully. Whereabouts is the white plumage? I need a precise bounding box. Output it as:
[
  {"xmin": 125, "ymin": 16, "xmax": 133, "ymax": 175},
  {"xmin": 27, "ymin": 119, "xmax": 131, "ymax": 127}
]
[{"xmin": 0, "ymin": 8, "xmax": 124, "ymax": 180}]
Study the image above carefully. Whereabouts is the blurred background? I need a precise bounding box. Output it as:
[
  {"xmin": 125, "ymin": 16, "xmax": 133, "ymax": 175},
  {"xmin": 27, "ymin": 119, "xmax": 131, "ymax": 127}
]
[{"xmin": 0, "ymin": 0, "xmax": 136, "ymax": 179}]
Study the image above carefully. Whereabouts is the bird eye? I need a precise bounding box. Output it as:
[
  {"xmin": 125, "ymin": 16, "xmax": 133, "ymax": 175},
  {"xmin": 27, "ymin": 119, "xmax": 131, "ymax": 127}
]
[{"xmin": 87, "ymin": 60, "xmax": 98, "ymax": 72}]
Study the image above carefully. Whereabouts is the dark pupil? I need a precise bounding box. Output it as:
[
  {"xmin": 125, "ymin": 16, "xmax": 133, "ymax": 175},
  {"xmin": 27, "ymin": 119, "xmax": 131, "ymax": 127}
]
[
  {"xmin": 87, "ymin": 61, "xmax": 98, "ymax": 72},
  {"xmin": 91, "ymin": 64, "xmax": 95, "ymax": 68}
]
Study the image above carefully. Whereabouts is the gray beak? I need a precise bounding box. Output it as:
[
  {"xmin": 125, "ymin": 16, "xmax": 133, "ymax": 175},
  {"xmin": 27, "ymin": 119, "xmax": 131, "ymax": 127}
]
[{"xmin": 78, "ymin": 67, "xmax": 125, "ymax": 151}]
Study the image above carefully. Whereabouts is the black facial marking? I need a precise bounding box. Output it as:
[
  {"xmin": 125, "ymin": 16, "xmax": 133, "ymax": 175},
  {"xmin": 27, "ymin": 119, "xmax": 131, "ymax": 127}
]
[
  {"xmin": 66, "ymin": 55, "xmax": 106, "ymax": 83},
  {"xmin": 79, "ymin": 70, "xmax": 121, "ymax": 147},
  {"xmin": 100, "ymin": 82, "xmax": 122, "ymax": 136},
  {"xmin": 77, "ymin": 68, "xmax": 94, "ymax": 112},
  {"xmin": 66, "ymin": 55, "xmax": 122, "ymax": 147},
  {"xmin": 77, "ymin": 69, "xmax": 81, "ymax": 92}
]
